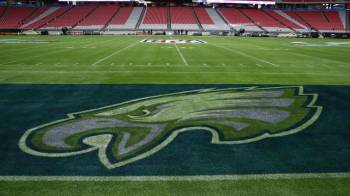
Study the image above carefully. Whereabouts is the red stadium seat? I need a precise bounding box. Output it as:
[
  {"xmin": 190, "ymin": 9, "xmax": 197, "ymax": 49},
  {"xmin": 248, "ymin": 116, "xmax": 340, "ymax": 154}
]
[
  {"xmin": 143, "ymin": 7, "xmax": 167, "ymax": 24},
  {"xmin": 0, "ymin": 6, "xmax": 36, "ymax": 29},
  {"xmin": 78, "ymin": 5, "xmax": 118, "ymax": 27},
  {"xmin": 109, "ymin": 7, "xmax": 133, "ymax": 25},
  {"xmin": 194, "ymin": 8, "xmax": 214, "ymax": 25},
  {"xmin": 43, "ymin": 5, "xmax": 96, "ymax": 29},
  {"xmin": 24, "ymin": 7, "xmax": 70, "ymax": 30}
]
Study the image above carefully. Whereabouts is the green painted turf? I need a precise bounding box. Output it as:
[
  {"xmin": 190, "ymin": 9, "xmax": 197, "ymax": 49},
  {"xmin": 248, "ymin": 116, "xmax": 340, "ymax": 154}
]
[
  {"xmin": 1, "ymin": 178, "xmax": 350, "ymax": 196},
  {"xmin": 1, "ymin": 35, "xmax": 350, "ymax": 195},
  {"xmin": 0, "ymin": 35, "xmax": 349, "ymax": 84}
]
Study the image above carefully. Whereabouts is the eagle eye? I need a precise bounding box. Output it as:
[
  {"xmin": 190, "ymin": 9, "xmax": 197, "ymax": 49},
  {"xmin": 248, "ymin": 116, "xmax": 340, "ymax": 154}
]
[{"xmin": 127, "ymin": 109, "xmax": 151, "ymax": 119}]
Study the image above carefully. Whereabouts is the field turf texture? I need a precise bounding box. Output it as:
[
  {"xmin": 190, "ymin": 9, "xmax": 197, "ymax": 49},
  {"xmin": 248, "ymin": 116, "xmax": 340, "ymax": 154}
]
[
  {"xmin": 0, "ymin": 35, "xmax": 350, "ymax": 195},
  {"xmin": 0, "ymin": 35, "xmax": 349, "ymax": 85}
]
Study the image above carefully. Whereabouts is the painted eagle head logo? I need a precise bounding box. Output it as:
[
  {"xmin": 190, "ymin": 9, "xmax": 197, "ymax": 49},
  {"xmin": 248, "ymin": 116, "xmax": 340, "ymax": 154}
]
[{"xmin": 19, "ymin": 86, "xmax": 322, "ymax": 169}]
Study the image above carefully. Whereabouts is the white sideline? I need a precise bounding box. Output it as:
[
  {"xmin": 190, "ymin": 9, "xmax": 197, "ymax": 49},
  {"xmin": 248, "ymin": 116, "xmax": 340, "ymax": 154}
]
[
  {"xmin": 211, "ymin": 44, "xmax": 280, "ymax": 67},
  {"xmin": 0, "ymin": 172, "xmax": 349, "ymax": 181},
  {"xmin": 91, "ymin": 41, "xmax": 141, "ymax": 66},
  {"xmin": 174, "ymin": 43, "xmax": 189, "ymax": 66}
]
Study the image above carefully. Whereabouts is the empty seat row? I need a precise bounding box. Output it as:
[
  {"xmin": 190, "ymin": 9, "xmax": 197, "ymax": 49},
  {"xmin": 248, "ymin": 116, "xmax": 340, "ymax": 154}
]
[
  {"xmin": 218, "ymin": 8, "xmax": 344, "ymax": 32},
  {"xmin": 143, "ymin": 7, "xmax": 167, "ymax": 24},
  {"xmin": 25, "ymin": 7, "xmax": 70, "ymax": 30},
  {"xmin": 77, "ymin": 5, "xmax": 119, "ymax": 27},
  {"xmin": 0, "ymin": 6, "xmax": 345, "ymax": 32},
  {"xmin": 295, "ymin": 11, "xmax": 344, "ymax": 31},
  {"xmin": 0, "ymin": 7, "xmax": 36, "ymax": 29},
  {"xmin": 107, "ymin": 7, "xmax": 143, "ymax": 30},
  {"xmin": 44, "ymin": 5, "xmax": 96, "ymax": 29},
  {"xmin": 139, "ymin": 7, "xmax": 167, "ymax": 30}
]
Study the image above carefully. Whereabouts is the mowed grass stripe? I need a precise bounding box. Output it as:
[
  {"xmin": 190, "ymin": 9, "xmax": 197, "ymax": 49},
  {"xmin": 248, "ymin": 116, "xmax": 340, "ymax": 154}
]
[
  {"xmin": 92, "ymin": 39, "xmax": 142, "ymax": 66},
  {"xmin": 0, "ymin": 36, "xmax": 137, "ymax": 60},
  {"xmin": 0, "ymin": 69, "xmax": 348, "ymax": 75},
  {"xmin": 286, "ymin": 51, "xmax": 350, "ymax": 67},
  {"xmin": 98, "ymin": 41, "xmax": 186, "ymax": 66},
  {"xmin": 268, "ymin": 39, "xmax": 350, "ymax": 66},
  {"xmin": 0, "ymin": 36, "xmax": 106, "ymax": 58},
  {"xmin": 1, "ymin": 177, "xmax": 350, "ymax": 196},
  {"xmin": 0, "ymin": 37, "xmax": 113, "ymax": 64},
  {"xmin": 294, "ymin": 47, "xmax": 350, "ymax": 65},
  {"xmin": 1, "ymin": 36, "xmax": 139, "ymax": 66},
  {"xmin": 209, "ymin": 43, "xmax": 280, "ymax": 67},
  {"xmin": 0, "ymin": 36, "xmax": 350, "ymax": 84},
  {"xmin": 0, "ymin": 69, "xmax": 349, "ymax": 85},
  {"xmin": 206, "ymin": 37, "xmax": 350, "ymax": 68}
]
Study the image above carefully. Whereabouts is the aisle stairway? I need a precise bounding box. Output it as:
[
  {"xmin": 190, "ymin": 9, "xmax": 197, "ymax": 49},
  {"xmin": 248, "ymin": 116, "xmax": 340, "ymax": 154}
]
[{"xmin": 21, "ymin": 7, "xmax": 59, "ymax": 29}]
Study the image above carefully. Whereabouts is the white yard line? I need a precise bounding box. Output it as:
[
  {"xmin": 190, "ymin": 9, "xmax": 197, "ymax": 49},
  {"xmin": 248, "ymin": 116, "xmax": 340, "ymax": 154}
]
[
  {"xmin": 91, "ymin": 41, "xmax": 141, "ymax": 66},
  {"xmin": 0, "ymin": 172, "xmax": 349, "ymax": 181},
  {"xmin": 211, "ymin": 44, "xmax": 280, "ymax": 67},
  {"xmin": 174, "ymin": 43, "xmax": 189, "ymax": 66}
]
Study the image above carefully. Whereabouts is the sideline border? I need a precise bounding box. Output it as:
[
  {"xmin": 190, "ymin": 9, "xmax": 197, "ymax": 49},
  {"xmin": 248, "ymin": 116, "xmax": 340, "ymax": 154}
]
[{"xmin": 0, "ymin": 173, "xmax": 349, "ymax": 181}]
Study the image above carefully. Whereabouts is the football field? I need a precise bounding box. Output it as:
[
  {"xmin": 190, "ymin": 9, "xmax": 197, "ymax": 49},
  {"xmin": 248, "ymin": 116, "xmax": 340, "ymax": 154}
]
[
  {"xmin": 0, "ymin": 35, "xmax": 350, "ymax": 195},
  {"xmin": 0, "ymin": 35, "xmax": 350, "ymax": 84}
]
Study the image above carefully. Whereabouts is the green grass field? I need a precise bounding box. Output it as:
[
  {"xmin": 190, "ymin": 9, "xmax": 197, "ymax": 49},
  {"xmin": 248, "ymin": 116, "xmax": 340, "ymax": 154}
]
[
  {"xmin": 0, "ymin": 35, "xmax": 350, "ymax": 84},
  {"xmin": 1, "ymin": 35, "xmax": 350, "ymax": 195}
]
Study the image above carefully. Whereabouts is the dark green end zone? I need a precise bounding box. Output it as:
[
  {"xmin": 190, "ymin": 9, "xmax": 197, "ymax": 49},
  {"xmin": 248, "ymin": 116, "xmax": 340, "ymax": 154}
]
[{"xmin": 0, "ymin": 84, "xmax": 349, "ymax": 176}]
